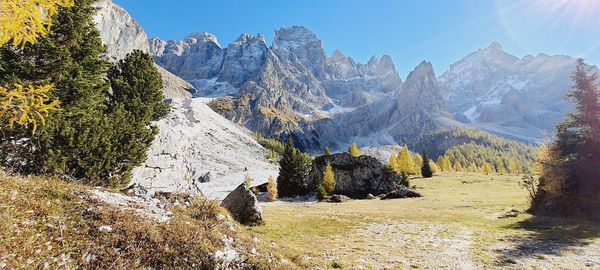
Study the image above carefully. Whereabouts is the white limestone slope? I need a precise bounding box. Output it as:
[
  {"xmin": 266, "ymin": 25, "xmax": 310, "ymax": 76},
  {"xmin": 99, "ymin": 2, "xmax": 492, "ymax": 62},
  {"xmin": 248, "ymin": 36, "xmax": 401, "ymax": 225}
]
[{"xmin": 131, "ymin": 98, "xmax": 279, "ymax": 200}]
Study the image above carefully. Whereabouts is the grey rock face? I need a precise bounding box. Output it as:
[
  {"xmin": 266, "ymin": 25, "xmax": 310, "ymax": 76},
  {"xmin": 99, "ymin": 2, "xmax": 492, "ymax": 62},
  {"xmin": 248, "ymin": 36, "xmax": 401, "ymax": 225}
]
[
  {"xmin": 94, "ymin": 0, "xmax": 193, "ymax": 99},
  {"xmin": 307, "ymin": 153, "xmax": 408, "ymax": 198},
  {"xmin": 93, "ymin": 0, "xmax": 150, "ymax": 61},
  {"xmin": 221, "ymin": 184, "xmax": 263, "ymax": 225},
  {"xmin": 152, "ymin": 33, "xmax": 225, "ymax": 81},
  {"xmin": 218, "ymin": 33, "xmax": 268, "ymax": 87}
]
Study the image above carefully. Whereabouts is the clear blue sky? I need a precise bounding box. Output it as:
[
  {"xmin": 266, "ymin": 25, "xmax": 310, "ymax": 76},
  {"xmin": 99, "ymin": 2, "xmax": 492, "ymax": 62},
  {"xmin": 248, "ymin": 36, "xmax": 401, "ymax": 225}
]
[{"xmin": 114, "ymin": 0, "xmax": 600, "ymax": 79}]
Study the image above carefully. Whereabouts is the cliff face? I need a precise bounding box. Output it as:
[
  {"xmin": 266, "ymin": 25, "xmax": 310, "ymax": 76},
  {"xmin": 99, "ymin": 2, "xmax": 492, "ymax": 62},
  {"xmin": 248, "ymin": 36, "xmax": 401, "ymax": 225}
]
[{"xmin": 93, "ymin": 0, "xmax": 194, "ymax": 99}]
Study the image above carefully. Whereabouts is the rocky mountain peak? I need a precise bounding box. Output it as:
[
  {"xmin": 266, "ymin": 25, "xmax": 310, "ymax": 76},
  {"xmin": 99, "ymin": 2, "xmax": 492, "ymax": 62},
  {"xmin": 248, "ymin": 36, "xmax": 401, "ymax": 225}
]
[
  {"xmin": 233, "ymin": 33, "xmax": 266, "ymax": 45},
  {"xmin": 406, "ymin": 61, "xmax": 435, "ymax": 84},
  {"xmin": 485, "ymin": 41, "xmax": 503, "ymax": 52},
  {"xmin": 93, "ymin": 0, "xmax": 149, "ymax": 61},
  {"xmin": 272, "ymin": 26, "xmax": 321, "ymax": 50},
  {"xmin": 185, "ymin": 32, "xmax": 221, "ymax": 47}
]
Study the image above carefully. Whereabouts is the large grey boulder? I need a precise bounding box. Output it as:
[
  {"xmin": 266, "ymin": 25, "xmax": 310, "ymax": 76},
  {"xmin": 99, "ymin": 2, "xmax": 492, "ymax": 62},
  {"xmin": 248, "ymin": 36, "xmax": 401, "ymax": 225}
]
[
  {"xmin": 307, "ymin": 153, "xmax": 407, "ymax": 198},
  {"xmin": 221, "ymin": 184, "xmax": 263, "ymax": 225}
]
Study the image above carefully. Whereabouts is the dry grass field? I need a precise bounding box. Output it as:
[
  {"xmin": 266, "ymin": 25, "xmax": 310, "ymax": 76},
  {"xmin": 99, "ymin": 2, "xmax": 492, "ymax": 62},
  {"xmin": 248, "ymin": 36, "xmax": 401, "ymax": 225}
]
[{"xmin": 250, "ymin": 172, "xmax": 600, "ymax": 269}]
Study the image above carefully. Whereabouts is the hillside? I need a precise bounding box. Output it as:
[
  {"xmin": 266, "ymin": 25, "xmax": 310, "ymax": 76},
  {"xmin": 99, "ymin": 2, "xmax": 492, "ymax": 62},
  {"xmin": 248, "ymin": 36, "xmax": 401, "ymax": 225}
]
[{"xmin": 0, "ymin": 173, "xmax": 294, "ymax": 269}]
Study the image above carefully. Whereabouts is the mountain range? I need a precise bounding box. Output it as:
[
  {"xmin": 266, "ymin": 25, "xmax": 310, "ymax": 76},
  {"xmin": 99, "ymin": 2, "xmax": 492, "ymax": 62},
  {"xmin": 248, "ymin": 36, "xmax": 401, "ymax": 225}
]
[
  {"xmin": 95, "ymin": 0, "xmax": 593, "ymax": 197},
  {"xmin": 149, "ymin": 24, "xmax": 594, "ymax": 151}
]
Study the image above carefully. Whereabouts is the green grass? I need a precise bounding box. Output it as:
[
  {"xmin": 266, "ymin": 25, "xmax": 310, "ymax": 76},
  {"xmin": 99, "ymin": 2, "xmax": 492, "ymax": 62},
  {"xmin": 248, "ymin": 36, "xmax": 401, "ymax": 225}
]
[{"xmin": 250, "ymin": 172, "xmax": 600, "ymax": 269}]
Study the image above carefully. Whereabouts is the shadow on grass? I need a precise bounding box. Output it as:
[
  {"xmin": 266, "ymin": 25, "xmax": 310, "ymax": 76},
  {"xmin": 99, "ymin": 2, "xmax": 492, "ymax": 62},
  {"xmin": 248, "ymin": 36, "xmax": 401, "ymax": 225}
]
[{"xmin": 497, "ymin": 215, "xmax": 599, "ymax": 264}]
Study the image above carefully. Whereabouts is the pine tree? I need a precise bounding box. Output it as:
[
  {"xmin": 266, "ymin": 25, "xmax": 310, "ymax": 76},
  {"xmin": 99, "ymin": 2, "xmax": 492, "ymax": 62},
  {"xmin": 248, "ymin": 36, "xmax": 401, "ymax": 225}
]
[
  {"xmin": 0, "ymin": 0, "xmax": 74, "ymax": 48},
  {"xmin": 508, "ymin": 159, "xmax": 519, "ymax": 174},
  {"xmin": 108, "ymin": 50, "xmax": 169, "ymax": 122},
  {"xmin": 388, "ymin": 154, "xmax": 399, "ymax": 172},
  {"xmin": 437, "ymin": 156, "xmax": 445, "ymax": 172},
  {"xmin": 397, "ymin": 145, "xmax": 415, "ymax": 175},
  {"xmin": 1, "ymin": 0, "xmax": 112, "ymax": 181},
  {"xmin": 532, "ymin": 59, "xmax": 600, "ymax": 215},
  {"xmin": 454, "ymin": 161, "xmax": 463, "ymax": 172},
  {"xmin": 413, "ymin": 153, "xmax": 423, "ymax": 174},
  {"xmin": 0, "ymin": 1, "xmax": 168, "ymax": 187},
  {"xmin": 324, "ymin": 146, "xmax": 331, "ymax": 156},
  {"xmin": 430, "ymin": 160, "xmax": 439, "ymax": 174},
  {"xmin": 348, "ymin": 143, "xmax": 360, "ymax": 157},
  {"xmin": 322, "ymin": 163, "xmax": 336, "ymax": 196},
  {"xmin": 483, "ymin": 163, "xmax": 493, "ymax": 175},
  {"xmin": 266, "ymin": 175, "xmax": 278, "ymax": 202},
  {"xmin": 277, "ymin": 138, "xmax": 312, "ymax": 197},
  {"xmin": 421, "ymin": 151, "xmax": 433, "ymax": 178}
]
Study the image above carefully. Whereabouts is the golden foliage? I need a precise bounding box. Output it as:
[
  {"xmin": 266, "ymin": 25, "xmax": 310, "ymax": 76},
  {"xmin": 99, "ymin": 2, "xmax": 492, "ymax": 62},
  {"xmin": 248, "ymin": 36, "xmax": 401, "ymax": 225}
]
[
  {"xmin": 322, "ymin": 163, "xmax": 336, "ymax": 196},
  {"xmin": 348, "ymin": 143, "xmax": 360, "ymax": 157},
  {"xmin": 397, "ymin": 145, "xmax": 416, "ymax": 175},
  {"xmin": 0, "ymin": 0, "xmax": 74, "ymax": 48},
  {"xmin": 266, "ymin": 175, "xmax": 278, "ymax": 202},
  {"xmin": 0, "ymin": 84, "xmax": 60, "ymax": 133},
  {"xmin": 482, "ymin": 163, "xmax": 493, "ymax": 175},
  {"xmin": 535, "ymin": 144, "xmax": 568, "ymax": 198}
]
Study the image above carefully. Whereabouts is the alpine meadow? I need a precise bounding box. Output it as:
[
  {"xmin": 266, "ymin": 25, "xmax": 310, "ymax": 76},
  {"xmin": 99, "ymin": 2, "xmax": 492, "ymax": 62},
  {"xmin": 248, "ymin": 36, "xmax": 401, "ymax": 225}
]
[{"xmin": 1, "ymin": 0, "xmax": 599, "ymax": 269}]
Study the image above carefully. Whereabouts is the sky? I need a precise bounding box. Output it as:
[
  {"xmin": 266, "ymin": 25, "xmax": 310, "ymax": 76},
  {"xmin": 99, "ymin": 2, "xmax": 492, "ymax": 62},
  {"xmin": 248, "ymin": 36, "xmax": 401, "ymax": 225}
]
[{"xmin": 113, "ymin": 0, "xmax": 600, "ymax": 79}]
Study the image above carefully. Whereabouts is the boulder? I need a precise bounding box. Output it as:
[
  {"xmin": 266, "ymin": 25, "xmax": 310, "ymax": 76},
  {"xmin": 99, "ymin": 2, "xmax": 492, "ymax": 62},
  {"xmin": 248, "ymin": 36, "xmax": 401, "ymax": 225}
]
[
  {"xmin": 380, "ymin": 187, "xmax": 422, "ymax": 200},
  {"xmin": 198, "ymin": 172, "xmax": 212, "ymax": 183},
  {"xmin": 328, "ymin": 194, "xmax": 350, "ymax": 203},
  {"xmin": 221, "ymin": 184, "xmax": 263, "ymax": 225},
  {"xmin": 366, "ymin": 193, "xmax": 376, "ymax": 200},
  {"xmin": 307, "ymin": 153, "xmax": 407, "ymax": 198},
  {"xmin": 250, "ymin": 182, "xmax": 269, "ymax": 195}
]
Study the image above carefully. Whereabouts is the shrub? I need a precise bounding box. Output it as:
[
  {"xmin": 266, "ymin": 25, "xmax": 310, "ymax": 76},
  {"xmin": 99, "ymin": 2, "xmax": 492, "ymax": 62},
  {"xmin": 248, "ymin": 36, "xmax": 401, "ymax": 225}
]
[{"xmin": 266, "ymin": 175, "xmax": 278, "ymax": 202}]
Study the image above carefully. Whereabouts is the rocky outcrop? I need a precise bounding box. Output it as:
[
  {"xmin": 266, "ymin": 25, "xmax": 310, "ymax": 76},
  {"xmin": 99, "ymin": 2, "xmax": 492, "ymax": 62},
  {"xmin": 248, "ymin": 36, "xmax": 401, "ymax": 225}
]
[
  {"xmin": 307, "ymin": 153, "xmax": 407, "ymax": 198},
  {"xmin": 380, "ymin": 187, "xmax": 422, "ymax": 200},
  {"xmin": 130, "ymin": 98, "xmax": 278, "ymax": 200},
  {"xmin": 221, "ymin": 184, "xmax": 263, "ymax": 225}
]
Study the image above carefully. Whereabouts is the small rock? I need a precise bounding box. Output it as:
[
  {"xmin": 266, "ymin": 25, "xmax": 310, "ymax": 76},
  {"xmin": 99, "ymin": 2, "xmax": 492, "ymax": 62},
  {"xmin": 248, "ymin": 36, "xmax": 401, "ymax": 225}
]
[
  {"xmin": 120, "ymin": 183, "xmax": 148, "ymax": 197},
  {"xmin": 98, "ymin": 225, "xmax": 113, "ymax": 233},
  {"xmin": 198, "ymin": 172, "xmax": 211, "ymax": 183},
  {"xmin": 366, "ymin": 193, "xmax": 376, "ymax": 200}
]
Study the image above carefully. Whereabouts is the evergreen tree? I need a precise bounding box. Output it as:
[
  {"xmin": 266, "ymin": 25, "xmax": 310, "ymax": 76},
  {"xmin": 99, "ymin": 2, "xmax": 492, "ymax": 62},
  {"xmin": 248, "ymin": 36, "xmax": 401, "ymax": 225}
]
[
  {"xmin": 322, "ymin": 163, "xmax": 336, "ymax": 196},
  {"xmin": 348, "ymin": 142, "xmax": 360, "ymax": 157},
  {"xmin": 324, "ymin": 146, "xmax": 331, "ymax": 156},
  {"xmin": 108, "ymin": 50, "xmax": 169, "ymax": 122},
  {"xmin": 532, "ymin": 59, "xmax": 600, "ymax": 216},
  {"xmin": 421, "ymin": 151, "xmax": 433, "ymax": 178},
  {"xmin": 277, "ymin": 138, "xmax": 312, "ymax": 197},
  {"xmin": 0, "ymin": 1, "xmax": 168, "ymax": 187},
  {"xmin": 1, "ymin": 0, "xmax": 112, "ymax": 181}
]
